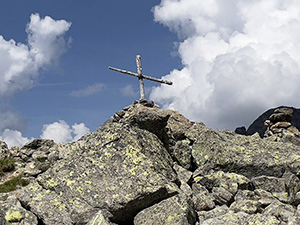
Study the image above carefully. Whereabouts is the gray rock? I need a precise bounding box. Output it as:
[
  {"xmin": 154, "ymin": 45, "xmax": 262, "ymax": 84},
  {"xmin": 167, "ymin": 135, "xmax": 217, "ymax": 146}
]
[
  {"xmin": 212, "ymin": 187, "xmax": 233, "ymax": 205},
  {"xmin": 0, "ymin": 141, "xmax": 9, "ymax": 160},
  {"xmin": 0, "ymin": 196, "xmax": 38, "ymax": 225},
  {"xmin": 87, "ymin": 210, "xmax": 116, "ymax": 225},
  {"xmin": 192, "ymin": 191, "xmax": 215, "ymax": 211},
  {"xmin": 190, "ymin": 128, "xmax": 300, "ymax": 178},
  {"xmin": 173, "ymin": 140, "xmax": 193, "ymax": 170},
  {"xmin": 134, "ymin": 195, "xmax": 197, "ymax": 225},
  {"xmin": 2, "ymin": 103, "xmax": 300, "ymax": 224},
  {"xmin": 263, "ymin": 201, "xmax": 295, "ymax": 222},
  {"xmin": 18, "ymin": 121, "xmax": 178, "ymax": 224},
  {"xmin": 230, "ymin": 199, "xmax": 261, "ymax": 214},
  {"xmin": 251, "ymin": 176, "xmax": 286, "ymax": 193}
]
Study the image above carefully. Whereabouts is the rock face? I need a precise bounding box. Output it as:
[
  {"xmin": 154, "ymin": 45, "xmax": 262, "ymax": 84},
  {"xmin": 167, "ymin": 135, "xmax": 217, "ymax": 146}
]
[{"xmin": 2, "ymin": 101, "xmax": 300, "ymax": 224}]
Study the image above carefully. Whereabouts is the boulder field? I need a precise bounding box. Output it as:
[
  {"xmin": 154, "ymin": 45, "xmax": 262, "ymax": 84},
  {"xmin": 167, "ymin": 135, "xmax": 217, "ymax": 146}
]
[{"xmin": 1, "ymin": 101, "xmax": 300, "ymax": 224}]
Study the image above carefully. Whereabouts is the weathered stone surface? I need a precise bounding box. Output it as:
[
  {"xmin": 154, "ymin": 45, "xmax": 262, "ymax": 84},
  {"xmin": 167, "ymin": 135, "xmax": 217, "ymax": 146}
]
[
  {"xmin": 251, "ymin": 176, "xmax": 286, "ymax": 193},
  {"xmin": 173, "ymin": 140, "xmax": 193, "ymax": 170},
  {"xmin": 87, "ymin": 210, "xmax": 116, "ymax": 225},
  {"xmin": 2, "ymin": 103, "xmax": 300, "ymax": 224},
  {"xmin": 0, "ymin": 196, "xmax": 38, "ymax": 225},
  {"xmin": 134, "ymin": 195, "xmax": 196, "ymax": 225},
  {"xmin": 201, "ymin": 211, "xmax": 280, "ymax": 225},
  {"xmin": 191, "ymin": 128, "xmax": 300, "ymax": 178},
  {"xmin": 192, "ymin": 191, "xmax": 215, "ymax": 211},
  {"xmin": 263, "ymin": 201, "xmax": 295, "ymax": 222},
  {"xmin": 18, "ymin": 121, "xmax": 178, "ymax": 224},
  {"xmin": 230, "ymin": 199, "xmax": 261, "ymax": 214}
]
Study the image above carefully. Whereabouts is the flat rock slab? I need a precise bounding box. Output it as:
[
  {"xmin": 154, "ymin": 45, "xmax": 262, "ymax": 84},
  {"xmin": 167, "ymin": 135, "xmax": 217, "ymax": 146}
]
[{"xmin": 190, "ymin": 128, "xmax": 300, "ymax": 178}]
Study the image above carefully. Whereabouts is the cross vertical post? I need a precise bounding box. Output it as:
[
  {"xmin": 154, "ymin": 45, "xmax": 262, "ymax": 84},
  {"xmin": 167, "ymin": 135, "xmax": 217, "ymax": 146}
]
[
  {"xmin": 136, "ymin": 55, "xmax": 145, "ymax": 100},
  {"xmin": 108, "ymin": 55, "xmax": 173, "ymax": 100}
]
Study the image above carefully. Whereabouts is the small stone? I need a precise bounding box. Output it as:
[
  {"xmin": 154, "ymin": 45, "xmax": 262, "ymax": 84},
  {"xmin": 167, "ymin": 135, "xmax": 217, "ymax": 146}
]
[
  {"xmin": 271, "ymin": 122, "xmax": 291, "ymax": 129},
  {"xmin": 193, "ymin": 192, "xmax": 215, "ymax": 211},
  {"xmin": 115, "ymin": 110, "xmax": 126, "ymax": 118},
  {"xmin": 212, "ymin": 187, "xmax": 233, "ymax": 205},
  {"xmin": 230, "ymin": 199, "xmax": 261, "ymax": 214}
]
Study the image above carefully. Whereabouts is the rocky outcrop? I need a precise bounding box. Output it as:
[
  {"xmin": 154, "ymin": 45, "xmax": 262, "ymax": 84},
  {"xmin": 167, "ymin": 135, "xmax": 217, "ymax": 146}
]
[
  {"xmin": 2, "ymin": 101, "xmax": 300, "ymax": 224},
  {"xmin": 245, "ymin": 106, "xmax": 300, "ymax": 137},
  {"xmin": 263, "ymin": 108, "xmax": 300, "ymax": 145}
]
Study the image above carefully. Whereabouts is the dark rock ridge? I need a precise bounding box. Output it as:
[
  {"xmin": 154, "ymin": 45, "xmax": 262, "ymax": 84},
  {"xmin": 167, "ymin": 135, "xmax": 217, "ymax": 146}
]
[{"xmin": 2, "ymin": 100, "xmax": 300, "ymax": 224}]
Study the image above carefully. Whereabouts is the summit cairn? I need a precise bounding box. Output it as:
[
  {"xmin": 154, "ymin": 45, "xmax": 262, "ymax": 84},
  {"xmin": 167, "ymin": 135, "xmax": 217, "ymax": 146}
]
[{"xmin": 264, "ymin": 107, "xmax": 300, "ymax": 142}]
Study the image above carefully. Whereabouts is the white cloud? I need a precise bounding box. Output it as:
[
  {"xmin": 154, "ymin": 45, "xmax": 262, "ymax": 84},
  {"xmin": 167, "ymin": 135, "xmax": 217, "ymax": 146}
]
[
  {"xmin": 121, "ymin": 85, "xmax": 137, "ymax": 97},
  {"xmin": 0, "ymin": 13, "xmax": 73, "ymax": 147},
  {"xmin": 40, "ymin": 120, "xmax": 90, "ymax": 144},
  {"xmin": 72, "ymin": 123, "xmax": 90, "ymax": 141},
  {"xmin": 151, "ymin": 0, "xmax": 300, "ymax": 130},
  {"xmin": 0, "ymin": 13, "xmax": 71, "ymax": 97},
  {"xmin": 69, "ymin": 83, "xmax": 105, "ymax": 97},
  {"xmin": 0, "ymin": 120, "xmax": 90, "ymax": 148},
  {"xmin": 0, "ymin": 129, "xmax": 32, "ymax": 148}
]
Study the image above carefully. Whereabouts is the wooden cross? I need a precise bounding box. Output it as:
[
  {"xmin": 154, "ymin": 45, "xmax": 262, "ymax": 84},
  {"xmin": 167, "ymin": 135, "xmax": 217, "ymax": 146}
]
[{"xmin": 108, "ymin": 55, "xmax": 172, "ymax": 100}]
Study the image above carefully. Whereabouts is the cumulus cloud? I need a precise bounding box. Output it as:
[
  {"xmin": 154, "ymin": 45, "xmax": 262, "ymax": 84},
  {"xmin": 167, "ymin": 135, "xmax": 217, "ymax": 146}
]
[
  {"xmin": 40, "ymin": 120, "xmax": 90, "ymax": 144},
  {"xmin": 0, "ymin": 129, "xmax": 32, "ymax": 148},
  {"xmin": 0, "ymin": 13, "xmax": 73, "ymax": 147},
  {"xmin": 0, "ymin": 120, "xmax": 90, "ymax": 148},
  {"xmin": 69, "ymin": 83, "xmax": 105, "ymax": 97},
  {"xmin": 151, "ymin": 0, "xmax": 300, "ymax": 129},
  {"xmin": 0, "ymin": 13, "xmax": 71, "ymax": 97}
]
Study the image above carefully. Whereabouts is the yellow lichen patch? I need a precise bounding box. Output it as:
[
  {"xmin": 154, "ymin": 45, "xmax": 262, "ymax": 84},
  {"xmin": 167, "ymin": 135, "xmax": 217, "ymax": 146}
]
[
  {"xmin": 36, "ymin": 193, "xmax": 44, "ymax": 200},
  {"xmin": 143, "ymin": 171, "xmax": 149, "ymax": 177},
  {"xmin": 5, "ymin": 209, "xmax": 23, "ymax": 222},
  {"xmin": 67, "ymin": 180, "xmax": 76, "ymax": 187},
  {"xmin": 29, "ymin": 183, "xmax": 40, "ymax": 192},
  {"xmin": 194, "ymin": 176, "xmax": 203, "ymax": 182},
  {"xmin": 125, "ymin": 194, "xmax": 132, "ymax": 200},
  {"xmin": 76, "ymin": 186, "xmax": 84, "ymax": 195},
  {"xmin": 106, "ymin": 142, "xmax": 114, "ymax": 148},
  {"xmin": 104, "ymin": 151, "xmax": 112, "ymax": 158},
  {"xmin": 113, "ymin": 194, "xmax": 119, "ymax": 199},
  {"xmin": 85, "ymin": 181, "xmax": 92, "ymax": 185},
  {"xmin": 46, "ymin": 178, "xmax": 59, "ymax": 188},
  {"xmin": 50, "ymin": 198, "xmax": 66, "ymax": 211},
  {"xmin": 129, "ymin": 167, "xmax": 138, "ymax": 176},
  {"xmin": 167, "ymin": 213, "xmax": 181, "ymax": 224}
]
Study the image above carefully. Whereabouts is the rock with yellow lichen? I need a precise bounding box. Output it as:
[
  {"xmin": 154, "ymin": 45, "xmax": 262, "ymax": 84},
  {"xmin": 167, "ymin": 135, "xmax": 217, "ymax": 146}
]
[
  {"xmin": 134, "ymin": 194, "xmax": 196, "ymax": 225},
  {"xmin": 2, "ymin": 101, "xmax": 300, "ymax": 224}
]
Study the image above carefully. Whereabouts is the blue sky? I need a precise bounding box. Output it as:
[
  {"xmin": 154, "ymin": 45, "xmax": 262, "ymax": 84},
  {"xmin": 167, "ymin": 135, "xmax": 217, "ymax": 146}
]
[
  {"xmin": 0, "ymin": 0, "xmax": 181, "ymax": 146},
  {"xmin": 2, "ymin": 0, "xmax": 300, "ymax": 147}
]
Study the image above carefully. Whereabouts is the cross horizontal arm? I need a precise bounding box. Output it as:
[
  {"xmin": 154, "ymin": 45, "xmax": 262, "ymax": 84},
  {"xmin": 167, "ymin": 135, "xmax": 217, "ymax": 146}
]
[{"xmin": 108, "ymin": 66, "xmax": 173, "ymax": 85}]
